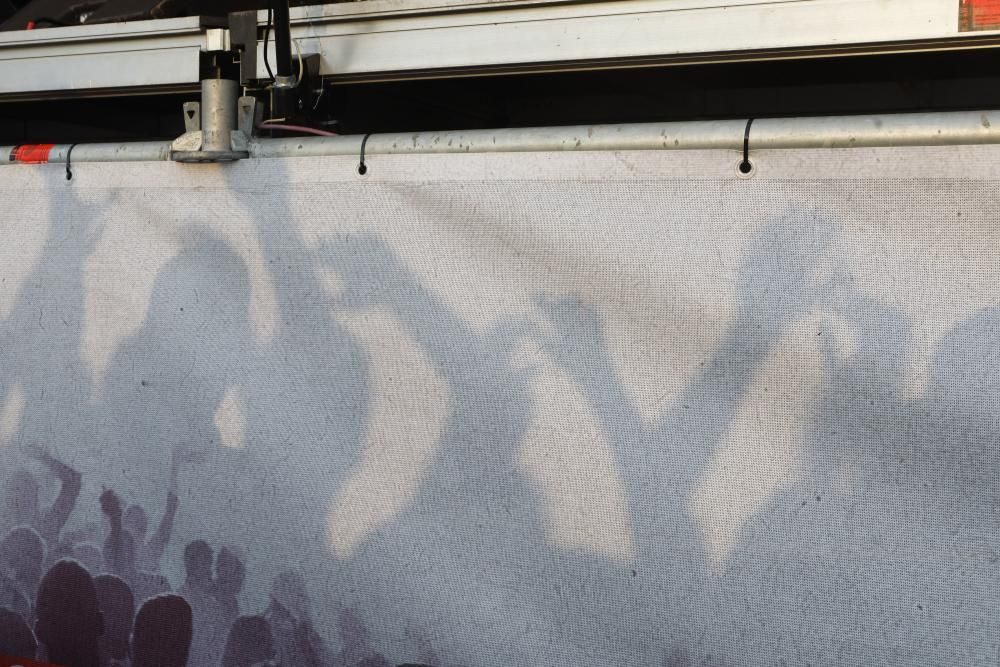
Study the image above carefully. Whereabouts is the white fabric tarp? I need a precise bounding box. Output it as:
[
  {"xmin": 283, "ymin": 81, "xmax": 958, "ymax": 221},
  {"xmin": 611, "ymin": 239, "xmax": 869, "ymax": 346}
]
[{"xmin": 1, "ymin": 146, "xmax": 999, "ymax": 666}]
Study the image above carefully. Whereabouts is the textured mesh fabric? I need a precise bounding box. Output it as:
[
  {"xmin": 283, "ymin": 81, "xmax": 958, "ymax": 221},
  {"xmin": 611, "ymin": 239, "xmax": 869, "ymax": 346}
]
[{"xmin": 0, "ymin": 147, "xmax": 998, "ymax": 666}]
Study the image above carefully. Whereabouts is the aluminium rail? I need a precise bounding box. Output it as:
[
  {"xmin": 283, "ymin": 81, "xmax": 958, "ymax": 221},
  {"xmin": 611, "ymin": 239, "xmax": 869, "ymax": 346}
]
[
  {"xmin": 0, "ymin": 16, "xmax": 208, "ymax": 99},
  {"xmin": 269, "ymin": 0, "xmax": 1000, "ymax": 84},
  {"xmin": 3, "ymin": 0, "xmax": 1000, "ymax": 100}
]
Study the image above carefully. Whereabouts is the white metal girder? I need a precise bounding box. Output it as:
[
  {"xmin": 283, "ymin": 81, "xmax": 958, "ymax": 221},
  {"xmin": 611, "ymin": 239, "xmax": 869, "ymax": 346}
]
[
  {"xmin": 0, "ymin": 16, "xmax": 206, "ymax": 99},
  {"xmin": 2, "ymin": 0, "xmax": 1000, "ymax": 100},
  {"xmin": 262, "ymin": 0, "xmax": 1000, "ymax": 82}
]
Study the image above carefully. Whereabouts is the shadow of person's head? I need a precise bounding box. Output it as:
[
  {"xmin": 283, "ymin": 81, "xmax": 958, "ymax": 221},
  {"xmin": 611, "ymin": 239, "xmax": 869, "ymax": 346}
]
[
  {"xmin": 183, "ymin": 540, "xmax": 213, "ymax": 589},
  {"xmin": 73, "ymin": 542, "xmax": 104, "ymax": 575},
  {"xmin": 214, "ymin": 546, "xmax": 246, "ymax": 597},
  {"xmin": 131, "ymin": 594, "xmax": 192, "ymax": 667},
  {"xmin": 0, "ymin": 525, "xmax": 45, "ymax": 596},
  {"xmin": 3, "ymin": 470, "xmax": 40, "ymax": 527},
  {"xmin": 270, "ymin": 569, "xmax": 312, "ymax": 622},
  {"xmin": 34, "ymin": 559, "xmax": 105, "ymax": 667},
  {"xmin": 222, "ymin": 615, "xmax": 275, "ymax": 667},
  {"xmin": 0, "ymin": 605, "xmax": 37, "ymax": 659},
  {"xmin": 94, "ymin": 574, "xmax": 135, "ymax": 666},
  {"xmin": 123, "ymin": 504, "xmax": 149, "ymax": 543},
  {"xmin": 104, "ymin": 529, "xmax": 137, "ymax": 579},
  {"xmin": 140, "ymin": 233, "xmax": 254, "ymax": 365}
]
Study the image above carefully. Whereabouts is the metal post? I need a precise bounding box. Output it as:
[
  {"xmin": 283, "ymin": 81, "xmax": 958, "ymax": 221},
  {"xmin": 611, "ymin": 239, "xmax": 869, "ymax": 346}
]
[
  {"xmin": 170, "ymin": 78, "xmax": 249, "ymax": 163},
  {"xmin": 201, "ymin": 79, "xmax": 239, "ymax": 154}
]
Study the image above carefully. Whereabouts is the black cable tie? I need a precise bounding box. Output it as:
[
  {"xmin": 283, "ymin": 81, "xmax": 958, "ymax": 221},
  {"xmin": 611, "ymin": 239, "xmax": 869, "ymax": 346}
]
[
  {"xmin": 65, "ymin": 143, "xmax": 78, "ymax": 181},
  {"xmin": 358, "ymin": 133, "xmax": 372, "ymax": 175},
  {"xmin": 739, "ymin": 118, "xmax": 754, "ymax": 174}
]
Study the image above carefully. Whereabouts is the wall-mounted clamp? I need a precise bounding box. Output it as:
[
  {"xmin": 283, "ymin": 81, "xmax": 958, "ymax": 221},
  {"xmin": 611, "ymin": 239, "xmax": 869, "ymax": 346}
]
[{"xmin": 171, "ymin": 79, "xmax": 254, "ymax": 163}]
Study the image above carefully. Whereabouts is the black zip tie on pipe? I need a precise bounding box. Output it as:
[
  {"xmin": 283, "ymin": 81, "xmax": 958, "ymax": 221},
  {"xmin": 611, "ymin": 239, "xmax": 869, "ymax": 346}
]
[
  {"xmin": 358, "ymin": 133, "xmax": 372, "ymax": 175},
  {"xmin": 739, "ymin": 118, "xmax": 754, "ymax": 174},
  {"xmin": 65, "ymin": 143, "xmax": 78, "ymax": 181}
]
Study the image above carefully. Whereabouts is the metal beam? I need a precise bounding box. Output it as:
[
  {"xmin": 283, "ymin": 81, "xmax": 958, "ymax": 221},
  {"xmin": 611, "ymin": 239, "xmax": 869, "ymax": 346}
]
[
  {"xmin": 0, "ymin": 16, "xmax": 207, "ymax": 99},
  {"xmin": 2, "ymin": 1, "xmax": 1000, "ymax": 100},
  {"xmin": 264, "ymin": 0, "xmax": 1000, "ymax": 83}
]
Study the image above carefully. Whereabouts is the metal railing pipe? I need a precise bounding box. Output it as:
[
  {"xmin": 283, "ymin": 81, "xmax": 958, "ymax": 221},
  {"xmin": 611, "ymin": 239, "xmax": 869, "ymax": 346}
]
[{"xmin": 4, "ymin": 110, "xmax": 1000, "ymax": 166}]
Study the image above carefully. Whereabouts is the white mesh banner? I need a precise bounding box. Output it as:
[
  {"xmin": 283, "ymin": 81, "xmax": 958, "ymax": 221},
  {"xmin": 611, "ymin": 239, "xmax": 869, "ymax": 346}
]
[{"xmin": 1, "ymin": 146, "xmax": 998, "ymax": 666}]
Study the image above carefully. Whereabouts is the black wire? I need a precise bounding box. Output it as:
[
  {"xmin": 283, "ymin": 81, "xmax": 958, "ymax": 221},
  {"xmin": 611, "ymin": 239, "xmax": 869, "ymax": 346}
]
[
  {"xmin": 263, "ymin": 6, "xmax": 275, "ymax": 82},
  {"xmin": 740, "ymin": 118, "xmax": 754, "ymax": 173},
  {"xmin": 65, "ymin": 143, "xmax": 78, "ymax": 181},
  {"xmin": 271, "ymin": 0, "xmax": 293, "ymax": 78},
  {"xmin": 358, "ymin": 133, "xmax": 372, "ymax": 175}
]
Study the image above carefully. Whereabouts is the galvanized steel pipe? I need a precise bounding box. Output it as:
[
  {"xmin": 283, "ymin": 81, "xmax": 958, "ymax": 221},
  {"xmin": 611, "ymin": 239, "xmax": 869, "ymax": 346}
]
[{"xmin": 3, "ymin": 109, "xmax": 1000, "ymax": 165}]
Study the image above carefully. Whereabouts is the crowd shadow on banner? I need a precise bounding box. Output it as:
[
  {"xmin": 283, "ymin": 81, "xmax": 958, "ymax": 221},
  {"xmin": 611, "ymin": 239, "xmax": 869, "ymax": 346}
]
[
  {"xmin": 0, "ymin": 166, "xmax": 372, "ymax": 666},
  {"xmin": 0, "ymin": 165, "xmax": 998, "ymax": 667},
  {"xmin": 536, "ymin": 210, "xmax": 1000, "ymax": 665},
  {"xmin": 0, "ymin": 173, "xmax": 110, "ymax": 633},
  {"xmin": 314, "ymin": 231, "xmax": 643, "ymax": 666},
  {"xmin": 0, "ymin": 173, "xmax": 122, "ymax": 582},
  {"xmin": 728, "ymin": 278, "xmax": 1000, "ymax": 665},
  {"xmin": 227, "ymin": 163, "xmax": 622, "ymax": 666},
  {"xmin": 0, "ymin": 174, "xmax": 109, "ymax": 517},
  {"xmin": 531, "ymin": 215, "xmax": 838, "ymax": 664}
]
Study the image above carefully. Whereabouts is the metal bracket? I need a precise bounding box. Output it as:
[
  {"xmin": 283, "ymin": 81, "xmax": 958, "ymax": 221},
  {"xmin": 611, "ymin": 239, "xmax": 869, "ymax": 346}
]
[
  {"xmin": 171, "ymin": 131, "xmax": 204, "ymax": 153},
  {"xmin": 228, "ymin": 10, "xmax": 258, "ymax": 87},
  {"xmin": 171, "ymin": 79, "xmax": 250, "ymax": 163},
  {"xmin": 183, "ymin": 101, "xmax": 200, "ymax": 132},
  {"xmin": 230, "ymin": 96, "xmax": 258, "ymax": 152},
  {"xmin": 204, "ymin": 28, "xmax": 231, "ymax": 53}
]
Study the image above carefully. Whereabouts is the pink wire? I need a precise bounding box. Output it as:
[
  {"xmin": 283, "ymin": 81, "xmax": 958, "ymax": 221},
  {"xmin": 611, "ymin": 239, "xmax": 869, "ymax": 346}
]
[{"xmin": 256, "ymin": 123, "xmax": 339, "ymax": 137}]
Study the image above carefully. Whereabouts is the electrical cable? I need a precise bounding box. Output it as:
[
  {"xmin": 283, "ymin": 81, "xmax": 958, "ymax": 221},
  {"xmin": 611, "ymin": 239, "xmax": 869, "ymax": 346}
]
[
  {"xmin": 312, "ymin": 85, "xmax": 326, "ymax": 111},
  {"xmin": 256, "ymin": 122, "xmax": 338, "ymax": 136},
  {"xmin": 263, "ymin": 6, "xmax": 275, "ymax": 82},
  {"xmin": 271, "ymin": 0, "xmax": 293, "ymax": 78}
]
